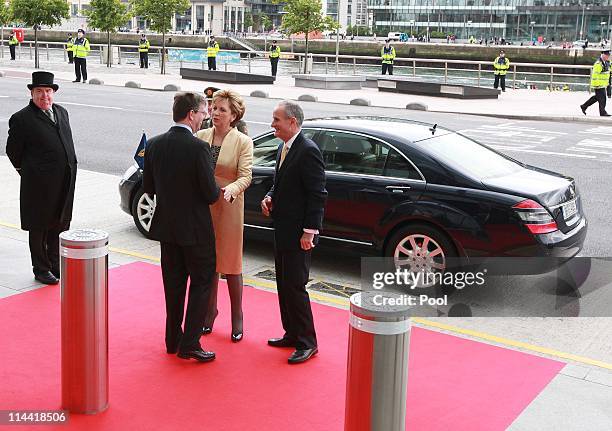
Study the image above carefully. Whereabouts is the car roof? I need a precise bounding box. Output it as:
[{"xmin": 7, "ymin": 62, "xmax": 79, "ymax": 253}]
[{"xmin": 301, "ymin": 116, "xmax": 455, "ymax": 144}]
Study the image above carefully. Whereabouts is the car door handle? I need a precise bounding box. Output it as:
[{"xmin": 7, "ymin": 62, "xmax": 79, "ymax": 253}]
[
  {"xmin": 386, "ymin": 185, "xmax": 411, "ymax": 193},
  {"xmin": 252, "ymin": 177, "xmax": 266, "ymax": 185}
]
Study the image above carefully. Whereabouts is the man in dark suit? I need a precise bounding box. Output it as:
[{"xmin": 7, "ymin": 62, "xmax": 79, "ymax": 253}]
[
  {"xmin": 6, "ymin": 71, "xmax": 78, "ymax": 285},
  {"xmin": 143, "ymin": 92, "xmax": 220, "ymax": 362},
  {"xmin": 261, "ymin": 100, "xmax": 327, "ymax": 364}
]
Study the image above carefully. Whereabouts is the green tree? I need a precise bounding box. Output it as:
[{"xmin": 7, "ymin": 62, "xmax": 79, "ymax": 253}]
[
  {"xmin": 244, "ymin": 12, "xmax": 253, "ymax": 32},
  {"xmin": 131, "ymin": 0, "xmax": 190, "ymax": 74},
  {"xmin": 261, "ymin": 15, "xmax": 271, "ymax": 33},
  {"xmin": 0, "ymin": 0, "xmax": 12, "ymax": 59},
  {"xmin": 86, "ymin": 0, "xmax": 131, "ymax": 67},
  {"xmin": 11, "ymin": 0, "xmax": 69, "ymax": 68},
  {"xmin": 277, "ymin": 0, "xmax": 338, "ymax": 73}
]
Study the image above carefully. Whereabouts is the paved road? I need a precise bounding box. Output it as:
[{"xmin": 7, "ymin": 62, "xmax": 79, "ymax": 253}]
[{"xmin": 1, "ymin": 78, "xmax": 609, "ymax": 258}]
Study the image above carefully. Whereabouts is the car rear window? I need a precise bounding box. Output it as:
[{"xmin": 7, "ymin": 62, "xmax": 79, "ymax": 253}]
[{"xmin": 418, "ymin": 133, "xmax": 523, "ymax": 180}]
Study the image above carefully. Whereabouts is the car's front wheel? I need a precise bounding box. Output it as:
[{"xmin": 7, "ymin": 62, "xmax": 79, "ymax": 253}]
[{"xmin": 131, "ymin": 187, "xmax": 155, "ymax": 239}]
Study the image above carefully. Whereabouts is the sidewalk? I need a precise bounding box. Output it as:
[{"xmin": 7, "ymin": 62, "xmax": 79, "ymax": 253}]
[{"xmin": 2, "ymin": 57, "xmax": 612, "ymax": 124}]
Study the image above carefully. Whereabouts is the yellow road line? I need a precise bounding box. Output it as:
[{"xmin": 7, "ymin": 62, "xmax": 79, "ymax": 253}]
[
  {"xmin": 412, "ymin": 317, "xmax": 612, "ymax": 371},
  {"xmin": 0, "ymin": 221, "xmax": 20, "ymax": 229}
]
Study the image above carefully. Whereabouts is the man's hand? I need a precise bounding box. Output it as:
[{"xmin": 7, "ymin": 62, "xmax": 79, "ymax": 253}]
[
  {"xmin": 300, "ymin": 232, "xmax": 315, "ymax": 251},
  {"xmin": 261, "ymin": 196, "xmax": 273, "ymax": 217}
]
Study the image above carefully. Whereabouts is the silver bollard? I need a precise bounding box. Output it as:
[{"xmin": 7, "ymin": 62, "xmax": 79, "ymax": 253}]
[
  {"xmin": 345, "ymin": 291, "xmax": 411, "ymax": 431},
  {"xmin": 60, "ymin": 229, "xmax": 109, "ymax": 414}
]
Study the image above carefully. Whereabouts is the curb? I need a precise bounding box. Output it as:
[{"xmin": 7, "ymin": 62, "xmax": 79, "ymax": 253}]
[{"xmin": 431, "ymin": 110, "xmax": 612, "ymax": 124}]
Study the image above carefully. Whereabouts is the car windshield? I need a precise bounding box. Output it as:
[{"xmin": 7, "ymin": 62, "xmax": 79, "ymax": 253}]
[{"xmin": 417, "ymin": 133, "xmax": 523, "ymax": 180}]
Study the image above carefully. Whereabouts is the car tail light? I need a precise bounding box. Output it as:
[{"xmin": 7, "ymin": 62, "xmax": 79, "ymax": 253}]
[{"xmin": 513, "ymin": 199, "xmax": 558, "ymax": 234}]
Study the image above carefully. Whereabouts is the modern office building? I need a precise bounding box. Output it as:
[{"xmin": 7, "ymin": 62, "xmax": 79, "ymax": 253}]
[{"xmin": 367, "ymin": 0, "xmax": 612, "ymax": 42}]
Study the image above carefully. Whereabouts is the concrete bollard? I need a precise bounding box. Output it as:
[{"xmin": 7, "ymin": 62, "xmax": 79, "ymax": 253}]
[
  {"xmin": 163, "ymin": 84, "xmax": 181, "ymax": 91},
  {"xmin": 250, "ymin": 90, "xmax": 269, "ymax": 98},
  {"xmin": 88, "ymin": 78, "xmax": 104, "ymax": 85},
  {"xmin": 298, "ymin": 94, "xmax": 318, "ymax": 102},
  {"xmin": 406, "ymin": 102, "xmax": 428, "ymax": 111},
  {"xmin": 350, "ymin": 98, "xmax": 371, "ymax": 106},
  {"xmin": 125, "ymin": 81, "xmax": 142, "ymax": 89}
]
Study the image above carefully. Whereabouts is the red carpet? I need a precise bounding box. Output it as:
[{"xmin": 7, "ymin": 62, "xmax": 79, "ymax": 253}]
[{"xmin": 0, "ymin": 262, "xmax": 563, "ymax": 430}]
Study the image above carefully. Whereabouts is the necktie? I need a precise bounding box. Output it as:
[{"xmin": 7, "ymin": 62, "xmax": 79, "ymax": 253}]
[
  {"xmin": 279, "ymin": 143, "xmax": 289, "ymax": 167},
  {"xmin": 44, "ymin": 109, "xmax": 55, "ymax": 123}
]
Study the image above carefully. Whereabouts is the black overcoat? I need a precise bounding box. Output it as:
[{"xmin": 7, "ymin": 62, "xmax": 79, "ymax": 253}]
[{"xmin": 6, "ymin": 100, "xmax": 77, "ymax": 230}]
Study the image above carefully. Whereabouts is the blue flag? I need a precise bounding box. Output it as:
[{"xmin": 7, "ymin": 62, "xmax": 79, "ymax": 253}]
[{"xmin": 134, "ymin": 132, "xmax": 147, "ymax": 169}]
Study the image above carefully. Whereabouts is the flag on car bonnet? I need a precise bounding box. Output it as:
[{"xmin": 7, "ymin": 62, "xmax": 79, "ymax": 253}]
[{"xmin": 134, "ymin": 132, "xmax": 147, "ymax": 169}]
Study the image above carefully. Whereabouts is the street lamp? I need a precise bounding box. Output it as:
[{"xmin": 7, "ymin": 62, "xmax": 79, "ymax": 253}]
[
  {"xmin": 580, "ymin": 3, "xmax": 590, "ymax": 40},
  {"xmin": 601, "ymin": 21, "xmax": 607, "ymax": 42},
  {"xmin": 409, "ymin": 19, "xmax": 415, "ymax": 39},
  {"xmin": 467, "ymin": 20, "xmax": 472, "ymax": 41},
  {"xmin": 530, "ymin": 20, "xmax": 536, "ymax": 43}
]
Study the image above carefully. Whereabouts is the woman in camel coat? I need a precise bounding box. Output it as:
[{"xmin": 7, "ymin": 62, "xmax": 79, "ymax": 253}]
[{"xmin": 195, "ymin": 89, "xmax": 253, "ymax": 342}]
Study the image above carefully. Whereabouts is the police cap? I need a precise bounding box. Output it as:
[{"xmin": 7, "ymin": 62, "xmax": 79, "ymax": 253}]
[
  {"xmin": 204, "ymin": 86, "xmax": 220, "ymax": 100},
  {"xmin": 602, "ymin": 49, "xmax": 611, "ymax": 55}
]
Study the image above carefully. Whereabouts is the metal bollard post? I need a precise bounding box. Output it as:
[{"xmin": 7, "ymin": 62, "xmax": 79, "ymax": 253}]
[
  {"xmin": 344, "ymin": 292, "xmax": 411, "ymax": 431},
  {"xmin": 60, "ymin": 229, "xmax": 109, "ymax": 414}
]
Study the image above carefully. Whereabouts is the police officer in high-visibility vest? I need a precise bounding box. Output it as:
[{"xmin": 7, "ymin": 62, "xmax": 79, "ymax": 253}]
[
  {"xmin": 580, "ymin": 49, "xmax": 611, "ymax": 117},
  {"xmin": 493, "ymin": 50, "xmax": 510, "ymax": 92},
  {"xmin": 139, "ymin": 34, "xmax": 150, "ymax": 69},
  {"xmin": 381, "ymin": 39, "xmax": 396, "ymax": 75},
  {"xmin": 269, "ymin": 40, "xmax": 281, "ymax": 77},
  {"xmin": 72, "ymin": 29, "xmax": 90, "ymax": 83},
  {"xmin": 9, "ymin": 31, "xmax": 19, "ymax": 61},
  {"xmin": 65, "ymin": 33, "xmax": 75, "ymax": 64},
  {"xmin": 207, "ymin": 36, "xmax": 220, "ymax": 70}
]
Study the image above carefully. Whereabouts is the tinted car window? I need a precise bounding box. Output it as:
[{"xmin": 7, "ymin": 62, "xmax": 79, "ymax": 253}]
[
  {"xmin": 384, "ymin": 149, "xmax": 423, "ymax": 181},
  {"xmin": 418, "ymin": 133, "xmax": 523, "ymax": 180},
  {"xmin": 252, "ymin": 129, "xmax": 317, "ymax": 167},
  {"xmin": 317, "ymin": 131, "xmax": 386, "ymax": 176}
]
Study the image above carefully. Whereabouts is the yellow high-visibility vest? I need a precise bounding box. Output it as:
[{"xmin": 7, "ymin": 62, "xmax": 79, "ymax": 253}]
[
  {"xmin": 590, "ymin": 58, "xmax": 610, "ymax": 89},
  {"xmin": 381, "ymin": 46, "xmax": 395, "ymax": 64},
  {"xmin": 74, "ymin": 37, "xmax": 90, "ymax": 58},
  {"xmin": 493, "ymin": 56, "xmax": 510, "ymax": 75},
  {"xmin": 207, "ymin": 41, "xmax": 219, "ymax": 58}
]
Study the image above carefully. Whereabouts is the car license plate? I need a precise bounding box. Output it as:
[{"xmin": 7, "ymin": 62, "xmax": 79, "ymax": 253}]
[{"xmin": 562, "ymin": 200, "xmax": 577, "ymax": 220}]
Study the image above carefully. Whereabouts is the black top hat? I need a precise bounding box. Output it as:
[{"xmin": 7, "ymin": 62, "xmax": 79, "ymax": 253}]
[
  {"xmin": 27, "ymin": 71, "xmax": 59, "ymax": 92},
  {"xmin": 204, "ymin": 86, "xmax": 220, "ymax": 99},
  {"xmin": 602, "ymin": 49, "xmax": 611, "ymax": 55}
]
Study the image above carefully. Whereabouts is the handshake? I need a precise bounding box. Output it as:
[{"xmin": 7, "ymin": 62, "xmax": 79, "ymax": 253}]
[{"xmin": 220, "ymin": 187, "xmax": 235, "ymax": 203}]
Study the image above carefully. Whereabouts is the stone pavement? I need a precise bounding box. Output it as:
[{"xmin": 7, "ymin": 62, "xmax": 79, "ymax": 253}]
[{"xmin": 2, "ymin": 57, "xmax": 612, "ymax": 124}]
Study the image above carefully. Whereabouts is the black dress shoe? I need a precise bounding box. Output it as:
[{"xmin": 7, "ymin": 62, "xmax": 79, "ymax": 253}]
[
  {"xmin": 72, "ymin": 79, "xmax": 80, "ymax": 83},
  {"xmin": 580, "ymin": 105, "xmax": 587, "ymax": 115},
  {"xmin": 202, "ymin": 326, "xmax": 212, "ymax": 335},
  {"xmin": 288, "ymin": 347, "xmax": 318, "ymax": 364},
  {"xmin": 51, "ymin": 269, "xmax": 60, "ymax": 279},
  {"xmin": 177, "ymin": 349, "xmax": 215, "ymax": 362},
  {"xmin": 601, "ymin": 113, "xmax": 611, "ymax": 117},
  {"xmin": 268, "ymin": 337, "xmax": 295, "ymax": 348},
  {"xmin": 231, "ymin": 332, "xmax": 243, "ymax": 343},
  {"xmin": 34, "ymin": 271, "xmax": 59, "ymax": 285}
]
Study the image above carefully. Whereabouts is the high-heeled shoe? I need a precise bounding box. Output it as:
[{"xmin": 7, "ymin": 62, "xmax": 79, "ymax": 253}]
[
  {"xmin": 202, "ymin": 309, "xmax": 219, "ymax": 335},
  {"xmin": 231, "ymin": 332, "xmax": 243, "ymax": 343}
]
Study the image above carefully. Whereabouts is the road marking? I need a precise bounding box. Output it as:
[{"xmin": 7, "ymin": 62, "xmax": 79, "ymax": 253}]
[
  {"xmin": 412, "ymin": 318, "xmax": 612, "ymax": 371},
  {"xmin": 575, "ymin": 139, "xmax": 612, "ymax": 149},
  {"xmin": 489, "ymin": 145, "xmax": 597, "ymax": 159},
  {"xmin": 567, "ymin": 147, "xmax": 612, "ymax": 155},
  {"xmin": 579, "ymin": 126, "xmax": 612, "ymax": 135}
]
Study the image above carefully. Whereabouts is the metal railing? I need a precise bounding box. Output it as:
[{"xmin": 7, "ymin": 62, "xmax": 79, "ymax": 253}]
[{"xmin": 1, "ymin": 40, "xmax": 593, "ymax": 90}]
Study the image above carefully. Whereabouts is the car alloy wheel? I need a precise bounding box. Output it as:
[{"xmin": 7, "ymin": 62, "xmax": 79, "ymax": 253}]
[{"xmin": 131, "ymin": 187, "xmax": 155, "ymax": 238}]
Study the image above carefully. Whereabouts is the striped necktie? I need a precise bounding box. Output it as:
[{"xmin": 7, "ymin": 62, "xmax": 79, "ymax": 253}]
[
  {"xmin": 44, "ymin": 109, "xmax": 55, "ymax": 123},
  {"xmin": 279, "ymin": 143, "xmax": 289, "ymax": 167}
]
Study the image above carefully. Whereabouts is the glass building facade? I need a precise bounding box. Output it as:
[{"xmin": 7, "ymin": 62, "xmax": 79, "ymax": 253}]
[{"xmin": 368, "ymin": 1, "xmax": 612, "ymax": 42}]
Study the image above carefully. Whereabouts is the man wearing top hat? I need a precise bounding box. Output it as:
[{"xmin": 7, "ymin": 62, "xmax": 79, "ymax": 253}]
[
  {"xmin": 6, "ymin": 72, "xmax": 78, "ymax": 285},
  {"xmin": 580, "ymin": 49, "xmax": 612, "ymax": 116}
]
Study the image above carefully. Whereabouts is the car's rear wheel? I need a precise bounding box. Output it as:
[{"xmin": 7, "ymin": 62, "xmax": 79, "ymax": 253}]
[
  {"xmin": 385, "ymin": 224, "xmax": 457, "ymax": 290},
  {"xmin": 131, "ymin": 187, "xmax": 155, "ymax": 239}
]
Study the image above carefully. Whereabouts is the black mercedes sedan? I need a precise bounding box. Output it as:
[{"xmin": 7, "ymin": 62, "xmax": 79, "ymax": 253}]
[{"xmin": 119, "ymin": 116, "xmax": 587, "ymax": 271}]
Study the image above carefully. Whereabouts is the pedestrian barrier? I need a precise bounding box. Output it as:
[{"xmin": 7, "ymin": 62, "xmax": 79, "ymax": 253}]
[
  {"xmin": 6, "ymin": 41, "xmax": 594, "ymax": 91},
  {"xmin": 345, "ymin": 291, "xmax": 412, "ymax": 431},
  {"xmin": 60, "ymin": 229, "xmax": 109, "ymax": 414}
]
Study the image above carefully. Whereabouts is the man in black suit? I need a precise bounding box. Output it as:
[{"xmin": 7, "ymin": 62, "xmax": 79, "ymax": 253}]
[
  {"xmin": 6, "ymin": 71, "xmax": 78, "ymax": 285},
  {"xmin": 261, "ymin": 100, "xmax": 327, "ymax": 364},
  {"xmin": 143, "ymin": 92, "xmax": 220, "ymax": 362}
]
